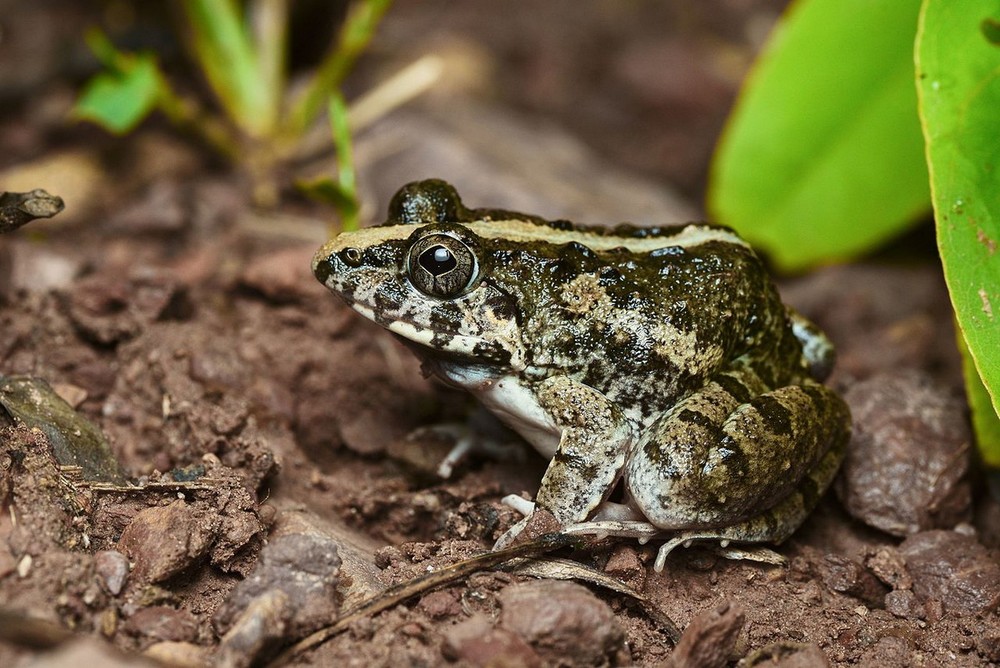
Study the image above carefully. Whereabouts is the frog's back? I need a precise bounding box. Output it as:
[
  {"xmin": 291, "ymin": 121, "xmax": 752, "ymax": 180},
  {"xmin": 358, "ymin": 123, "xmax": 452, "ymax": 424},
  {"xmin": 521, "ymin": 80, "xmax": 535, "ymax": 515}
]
[{"xmin": 457, "ymin": 217, "xmax": 791, "ymax": 420}]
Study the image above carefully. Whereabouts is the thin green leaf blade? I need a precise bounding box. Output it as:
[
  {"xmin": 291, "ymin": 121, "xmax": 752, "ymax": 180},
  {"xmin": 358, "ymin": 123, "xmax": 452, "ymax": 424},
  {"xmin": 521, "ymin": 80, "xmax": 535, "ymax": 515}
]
[
  {"xmin": 917, "ymin": 0, "xmax": 1000, "ymax": 460},
  {"xmin": 73, "ymin": 54, "xmax": 164, "ymax": 134},
  {"xmin": 708, "ymin": 0, "xmax": 929, "ymax": 270},
  {"xmin": 183, "ymin": 0, "xmax": 273, "ymax": 136}
]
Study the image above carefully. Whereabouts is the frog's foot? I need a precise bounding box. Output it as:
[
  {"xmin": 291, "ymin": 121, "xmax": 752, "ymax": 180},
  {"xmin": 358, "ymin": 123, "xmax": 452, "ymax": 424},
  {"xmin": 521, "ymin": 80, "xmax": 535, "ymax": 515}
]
[
  {"xmin": 654, "ymin": 533, "xmax": 786, "ymax": 571},
  {"xmin": 501, "ymin": 493, "xmax": 535, "ymax": 516},
  {"xmin": 413, "ymin": 423, "xmax": 524, "ymax": 478},
  {"xmin": 493, "ymin": 496, "xmax": 539, "ymax": 550},
  {"xmin": 559, "ymin": 521, "xmax": 784, "ymax": 571}
]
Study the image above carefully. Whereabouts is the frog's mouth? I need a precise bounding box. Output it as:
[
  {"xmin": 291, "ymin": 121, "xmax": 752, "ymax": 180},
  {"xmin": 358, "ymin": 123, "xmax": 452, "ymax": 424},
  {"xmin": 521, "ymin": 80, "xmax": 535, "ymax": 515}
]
[{"xmin": 348, "ymin": 300, "xmax": 512, "ymax": 365}]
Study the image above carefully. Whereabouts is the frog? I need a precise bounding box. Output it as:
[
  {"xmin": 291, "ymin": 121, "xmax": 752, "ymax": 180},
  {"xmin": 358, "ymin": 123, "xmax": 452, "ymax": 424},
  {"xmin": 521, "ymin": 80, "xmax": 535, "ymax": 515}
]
[{"xmin": 313, "ymin": 179, "xmax": 851, "ymax": 571}]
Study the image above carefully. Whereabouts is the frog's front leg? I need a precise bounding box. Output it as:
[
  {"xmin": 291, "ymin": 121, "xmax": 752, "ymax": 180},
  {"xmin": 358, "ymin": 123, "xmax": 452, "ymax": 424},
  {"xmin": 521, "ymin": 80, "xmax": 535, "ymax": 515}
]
[
  {"xmin": 625, "ymin": 371, "xmax": 850, "ymax": 568},
  {"xmin": 493, "ymin": 375, "xmax": 636, "ymax": 549}
]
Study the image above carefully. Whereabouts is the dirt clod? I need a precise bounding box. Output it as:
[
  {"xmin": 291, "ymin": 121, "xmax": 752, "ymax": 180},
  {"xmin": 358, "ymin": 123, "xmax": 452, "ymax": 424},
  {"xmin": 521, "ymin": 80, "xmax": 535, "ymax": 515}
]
[
  {"xmin": 740, "ymin": 641, "xmax": 831, "ymax": 667},
  {"xmin": 665, "ymin": 601, "xmax": 744, "ymax": 668},
  {"xmin": 239, "ymin": 246, "xmax": 318, "ymax": 303},
  {"xmin": 863, "ymin": 546, "xmax": 911, "ymax": 590},
  {"xmin": 899, "ymin": 530, "xmax": 1000, "ymax": 615}
]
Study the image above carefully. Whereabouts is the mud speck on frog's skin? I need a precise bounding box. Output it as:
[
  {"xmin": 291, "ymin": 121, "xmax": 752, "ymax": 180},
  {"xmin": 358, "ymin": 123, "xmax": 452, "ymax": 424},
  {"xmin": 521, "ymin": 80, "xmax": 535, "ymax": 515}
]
[{"xmin": 313, "ymin": 179, "xmax": 851, "ymax": 570}]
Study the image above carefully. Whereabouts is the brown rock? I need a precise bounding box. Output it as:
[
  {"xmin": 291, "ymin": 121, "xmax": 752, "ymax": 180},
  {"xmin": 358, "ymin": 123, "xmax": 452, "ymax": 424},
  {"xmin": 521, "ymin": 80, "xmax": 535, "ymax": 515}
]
[
  {"xmin": 122, "ymin": 606, "xmax": 200, "ymax": 643},
  {"xmin": 899, "ymin": 530, "xmax": 1000, "ymax": 615},
  {"xmin": 214, "ymin": 532, "xmax": 341, "ymax": 637},
  {"xmin": 664, "ymin": 601, "xmax": 744, "ymax": 668},
  {"xmin": 978, "ymin": 619, "xmax": 1000, "ymax": 663},
  {"xmin": 118, "ymin": 501, "xmax": 219, "ymax": 583},
  {"xmin": 442, "ymin": 614, "xmax": 542, "ymax": 667},
  {"xmin": 884, "ymin": 589, "xmax": 923, "ymax": 619},
  {"xmin": 836, "ymin": 371, "xmax": 971, "ymax": 536},
  {"xmin": 820, "ymin": 555, "xmax": 887, "ymax": 607},
  {"xmin": 499, "ymin": 580, "xmax": 626, "ymax": 666}
]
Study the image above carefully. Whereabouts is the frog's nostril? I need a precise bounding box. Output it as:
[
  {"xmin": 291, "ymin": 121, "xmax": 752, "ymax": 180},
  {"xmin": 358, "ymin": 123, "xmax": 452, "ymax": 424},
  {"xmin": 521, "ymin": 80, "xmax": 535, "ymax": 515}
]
[{"xmin": 342, "ymin": 247, "xmax": 363, "ymax": 267}]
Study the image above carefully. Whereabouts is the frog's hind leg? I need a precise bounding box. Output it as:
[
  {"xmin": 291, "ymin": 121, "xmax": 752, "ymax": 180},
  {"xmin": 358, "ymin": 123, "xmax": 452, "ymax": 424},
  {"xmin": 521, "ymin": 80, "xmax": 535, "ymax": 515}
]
[
  {"xmin": 625, "ymin": 375, "xmax": 850, "ymax": 570},
  {"xmin": 650, "ymin": 432, "xmax": 846, "ymax": 570}
]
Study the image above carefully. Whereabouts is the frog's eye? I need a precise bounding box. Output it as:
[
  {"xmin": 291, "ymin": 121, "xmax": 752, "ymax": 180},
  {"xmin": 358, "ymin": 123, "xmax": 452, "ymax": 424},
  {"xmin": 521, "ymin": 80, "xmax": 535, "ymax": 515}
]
[{"xmin": 407, "ymin": 234, "xmax": 479, "ymax": 298}]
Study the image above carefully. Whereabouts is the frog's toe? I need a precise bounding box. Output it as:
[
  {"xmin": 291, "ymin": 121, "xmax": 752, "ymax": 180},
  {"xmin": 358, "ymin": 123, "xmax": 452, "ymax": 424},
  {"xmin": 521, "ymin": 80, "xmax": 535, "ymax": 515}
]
[
  {"xmin": 653, "ymin": 533, "xmax": 788, "ymax": 571},
  {"xmin": 493, "ymin": 515, "xmax": 531, "ymax": 551}
]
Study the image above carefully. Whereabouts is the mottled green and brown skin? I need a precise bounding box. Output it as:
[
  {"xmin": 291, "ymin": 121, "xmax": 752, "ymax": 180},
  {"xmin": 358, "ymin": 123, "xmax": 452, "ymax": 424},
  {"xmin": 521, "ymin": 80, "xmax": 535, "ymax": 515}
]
[{"xmin": 313, "ymin": 180, "xmax": 850, "ymax": 570}]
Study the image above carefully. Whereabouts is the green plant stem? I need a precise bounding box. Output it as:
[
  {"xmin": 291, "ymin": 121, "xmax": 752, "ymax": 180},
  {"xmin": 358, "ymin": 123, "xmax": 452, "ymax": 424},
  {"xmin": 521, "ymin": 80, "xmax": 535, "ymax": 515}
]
[
  {"xmin": 329, "ymin": 92, "xmax": 359, "ymax": 232},
  {"xmin": 285, "ymin": 0, "xmax": 394, "ymax": 139}
]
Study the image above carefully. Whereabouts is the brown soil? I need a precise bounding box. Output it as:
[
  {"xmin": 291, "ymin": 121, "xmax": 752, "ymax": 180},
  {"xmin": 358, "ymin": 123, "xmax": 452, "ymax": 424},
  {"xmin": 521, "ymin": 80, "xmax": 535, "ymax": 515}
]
[{"xmin": 2, "ymin": 1, "xmax": 999, "ymax": 666}]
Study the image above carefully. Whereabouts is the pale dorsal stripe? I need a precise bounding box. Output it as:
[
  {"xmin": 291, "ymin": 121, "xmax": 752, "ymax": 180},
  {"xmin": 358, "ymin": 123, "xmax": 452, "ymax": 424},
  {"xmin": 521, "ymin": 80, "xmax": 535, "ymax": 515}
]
[{"xmin": 318, "ymin": 218, "xmax": 746, "ymax": 258}]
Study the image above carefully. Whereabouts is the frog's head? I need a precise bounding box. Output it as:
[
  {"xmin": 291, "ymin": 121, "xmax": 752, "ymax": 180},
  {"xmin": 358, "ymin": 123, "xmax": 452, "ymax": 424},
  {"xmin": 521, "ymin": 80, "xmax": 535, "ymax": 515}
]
[{"xmin": 313, "ymin": 180, "xmax": 526, "ymax": 368}]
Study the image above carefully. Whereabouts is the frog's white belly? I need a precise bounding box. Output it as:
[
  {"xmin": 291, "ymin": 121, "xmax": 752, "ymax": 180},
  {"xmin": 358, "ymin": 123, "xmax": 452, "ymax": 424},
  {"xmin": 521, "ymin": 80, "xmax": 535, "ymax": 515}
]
[{"xmin": 434, "ymin": 363, "xmax": 560, "ymax": 458}]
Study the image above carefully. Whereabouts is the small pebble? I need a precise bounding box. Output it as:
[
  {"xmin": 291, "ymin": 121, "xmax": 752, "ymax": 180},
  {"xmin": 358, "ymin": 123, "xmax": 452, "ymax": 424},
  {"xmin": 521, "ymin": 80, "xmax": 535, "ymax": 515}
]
[
  {"xmin": 820, "ymin": 554, "xmax": 887, "ymax": 607},
  {"xmin": 144, "ymin": 641, "xmax": 211, "ymax": 668},
  {"xmin": 95, "ymin": 550, "xmax": 130, "ymax": 595},
  {"xmin": 884, "ymin": 589, "xmax": 924, "ymax": 619}
]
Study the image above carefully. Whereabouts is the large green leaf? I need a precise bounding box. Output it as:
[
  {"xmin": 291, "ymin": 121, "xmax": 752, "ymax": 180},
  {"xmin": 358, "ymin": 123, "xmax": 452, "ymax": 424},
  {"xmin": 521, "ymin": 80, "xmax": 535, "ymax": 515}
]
[
  {"xmin": 917, "ymin": 0, "xmax": 1000, "ymax": 463},
  {"xmin": 708, "ymin": 0, "xmax": 929, "ymax": 270}
]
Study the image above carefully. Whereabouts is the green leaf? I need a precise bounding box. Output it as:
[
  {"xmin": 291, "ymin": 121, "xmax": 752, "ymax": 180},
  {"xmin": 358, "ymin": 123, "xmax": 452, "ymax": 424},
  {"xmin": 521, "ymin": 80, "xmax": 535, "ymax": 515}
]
[
  {"xmin": 73, "ymin": 53, "xmax": 164, "ymax": 134},
  {"xmin": 183, "ymin": 0, "xmax": 274, "ymax": 136},
  {"xmin": 286, "ymin": 0, "xmax": 394, "ymax": 138},
  {"xmin": 708, "ymin": 0, "xmax": 930, "ymax": 270},
  {"xmin": 917, "ymin": 0, "xmax": 1000, "ymax": 463},
  {"xmin": 959, "ymin": 335, "xmax": 1000, "ymax": 467},
  {"xmin": 298, "ymin": 93, "xmax": 361, "ymax": 234}
]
